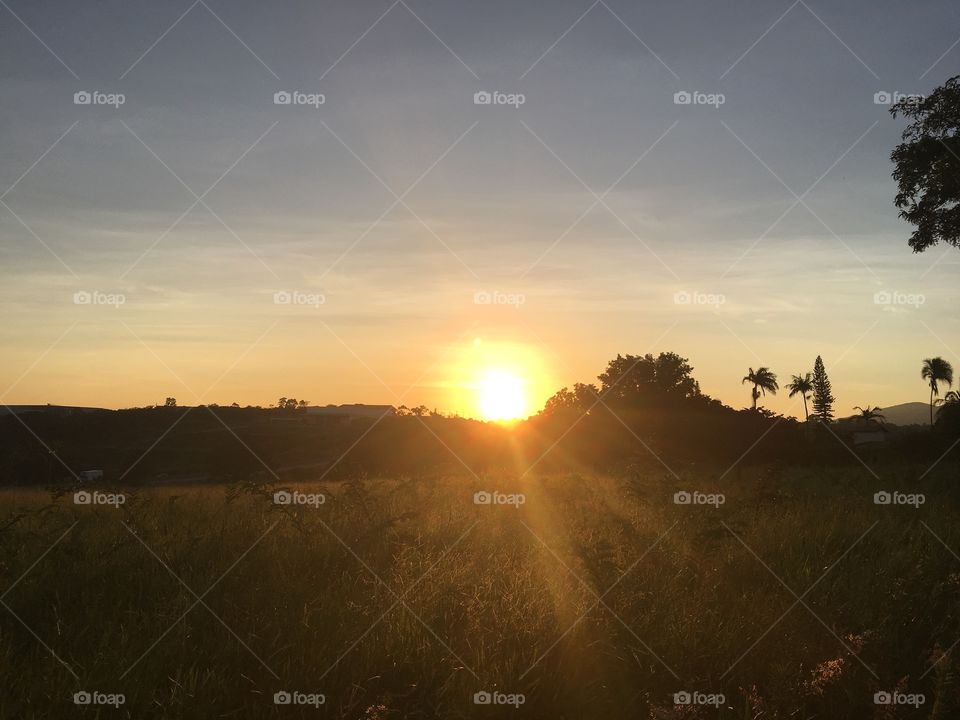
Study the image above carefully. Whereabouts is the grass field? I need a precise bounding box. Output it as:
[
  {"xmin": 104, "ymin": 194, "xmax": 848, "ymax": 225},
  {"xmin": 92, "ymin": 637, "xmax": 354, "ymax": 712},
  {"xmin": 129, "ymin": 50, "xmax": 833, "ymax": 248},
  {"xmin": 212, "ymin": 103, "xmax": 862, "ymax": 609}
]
[{"xmin": 1, "ymin": 464, "xmax": 958, "ymax": 718}]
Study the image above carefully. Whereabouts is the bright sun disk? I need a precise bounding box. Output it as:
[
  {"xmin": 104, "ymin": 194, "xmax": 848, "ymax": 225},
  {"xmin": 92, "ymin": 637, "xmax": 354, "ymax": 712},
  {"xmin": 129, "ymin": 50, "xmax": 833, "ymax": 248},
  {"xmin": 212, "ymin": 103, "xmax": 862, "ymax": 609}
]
[{"xmin": 477, "ymin": 369, "xmax": 527, "ymax": 421}]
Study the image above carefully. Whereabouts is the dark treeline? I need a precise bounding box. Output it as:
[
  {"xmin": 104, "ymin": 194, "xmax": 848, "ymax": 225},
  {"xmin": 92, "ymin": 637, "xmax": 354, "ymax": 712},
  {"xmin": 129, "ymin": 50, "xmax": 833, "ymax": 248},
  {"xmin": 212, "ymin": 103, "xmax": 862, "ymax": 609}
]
[{"xmin": 3, "ymin": 351, "xmax": 959, "ymax": 486}]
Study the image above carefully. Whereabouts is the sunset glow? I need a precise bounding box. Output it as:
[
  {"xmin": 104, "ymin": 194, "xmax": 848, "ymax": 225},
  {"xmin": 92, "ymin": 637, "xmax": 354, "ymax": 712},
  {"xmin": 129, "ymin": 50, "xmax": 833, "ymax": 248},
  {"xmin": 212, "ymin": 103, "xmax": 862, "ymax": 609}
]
[{"xmin": 4, "ymin": 3, "xmax": 960, "ymax": 718}]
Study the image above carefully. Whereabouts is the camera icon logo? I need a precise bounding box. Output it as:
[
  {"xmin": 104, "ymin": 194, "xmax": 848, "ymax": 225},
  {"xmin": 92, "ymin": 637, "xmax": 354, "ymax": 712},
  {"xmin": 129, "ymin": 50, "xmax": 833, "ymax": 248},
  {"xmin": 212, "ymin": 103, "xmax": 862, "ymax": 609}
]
[
  {"xmin": 873, "ymin": 91, "xmax": 892, "ymax": 105},
  {"xmin": 474, "ymin": 91, "xmax": 492, "ymax": 105},
  {"xmin": 74, "ymin": 91, "xmax": 92, "ymax": 105},
  {"xmin": 673, "ymin": 91, "xmax": 692, "ymax": 105},
  {"xmin": 274, "ymin": 690, "xmax": 292, "ymax": 705},
  {"xmin": 73, "ymin": 691, "xmax": 92, "ymax": 705},
  {"xmin": 473, "ymin": 290, "xmax": 492, "ymax": 305},
  {"xmin": 73, "ymin": 291, "xmax": 92, "ymax": 305},
  {"xmin": 473, "ymin": 691, "xmax": 492, "ymax": 704},
  {"xmin": 874, "ymin": 691, "xmax": 892, "ymax": 705},
  {"xmin": 873, "ymin": 491, "xmax": 891, "ymax": 505},
  {"xmin": 673, "ymin": 491, "xmax": 691, "ymax": 505},
  {"xmin": 273, "ymin": 291, "xmax": 292, "ymax": 305},
  {"xmin": 274, "ymin": 91, "xmax": 292, "ymax": 105},
  {"xmin": 273, "ymin": 491, "xmax": 292, "ymax": 505},
  {"xmin": 74, "ymin": 491, "xmax": 92, "ymax": 505},
  {"xmin": 673, "ymin": 691, "xmax": 692, "ymax": 704},
  {"xmin": 673, "ymin": 290, "xmax": 691, "ymax": 305},
  {"xmin": 873, "ymin": 290, "xmax": 891, "ymax": 305},
  {"xmin": 473, "ymin": 491, "xmax": 492, "ymax": 505}
]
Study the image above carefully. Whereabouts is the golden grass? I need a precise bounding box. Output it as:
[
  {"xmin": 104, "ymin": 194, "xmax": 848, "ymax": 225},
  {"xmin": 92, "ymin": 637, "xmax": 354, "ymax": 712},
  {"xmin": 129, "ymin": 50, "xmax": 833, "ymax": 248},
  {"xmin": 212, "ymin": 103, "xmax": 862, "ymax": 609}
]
[{"xmin": 0, "ymin": 466, "xmax": 957, "ymax": 718}]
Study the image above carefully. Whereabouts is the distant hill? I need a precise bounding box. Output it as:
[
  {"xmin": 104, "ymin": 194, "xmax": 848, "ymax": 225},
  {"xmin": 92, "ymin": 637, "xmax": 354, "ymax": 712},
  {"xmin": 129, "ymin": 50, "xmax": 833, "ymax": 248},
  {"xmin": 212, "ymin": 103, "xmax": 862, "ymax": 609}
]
[
  {"xmin": 881, "ymin": 402, "xmax": 930, "ymax": 426},
  {"xmin": 1, "ymin": 405, "xmax": 108, "ymax": 416}
]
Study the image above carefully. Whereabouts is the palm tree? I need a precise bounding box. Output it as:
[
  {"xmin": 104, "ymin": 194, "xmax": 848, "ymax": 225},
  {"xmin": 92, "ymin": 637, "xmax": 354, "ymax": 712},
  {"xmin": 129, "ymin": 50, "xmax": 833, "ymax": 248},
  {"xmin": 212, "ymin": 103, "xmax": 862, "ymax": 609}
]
[
  {"xmin": 936, "ymin": 390, "xmax": 960, "ymax": 418},
  {"xmin": 742, "ymin": 367, "xmax": 779, "ymax": 410},
  {"xmin": 938, "ymin": 390, "xmax": 960, "ymax": 405},
  {"xmin": 853, "ymin": 405, "xmax": 885, "ymax": 424},
  {"xmin": 921, "ymin": 357, "xmax": 954, "ymax": 427},
  {"xmin": 786, "ymin": 373, "xmax": 814, "ymax": 420}
]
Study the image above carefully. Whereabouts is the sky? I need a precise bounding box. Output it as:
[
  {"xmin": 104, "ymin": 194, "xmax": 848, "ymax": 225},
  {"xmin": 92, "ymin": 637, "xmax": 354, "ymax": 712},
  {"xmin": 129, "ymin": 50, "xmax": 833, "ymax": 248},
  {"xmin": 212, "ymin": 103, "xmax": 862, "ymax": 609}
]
[{"xmin": 1, "ymin": 0, "xmax": 958, "ymax": 419}]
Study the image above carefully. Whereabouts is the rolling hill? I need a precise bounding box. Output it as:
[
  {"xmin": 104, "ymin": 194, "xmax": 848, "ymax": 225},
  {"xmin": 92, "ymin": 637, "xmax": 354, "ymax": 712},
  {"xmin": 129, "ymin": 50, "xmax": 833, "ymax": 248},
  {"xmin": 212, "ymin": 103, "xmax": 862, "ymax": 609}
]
[{"xmin": 880, "ymin": 401, "xmax": 930, "ymax": 426}]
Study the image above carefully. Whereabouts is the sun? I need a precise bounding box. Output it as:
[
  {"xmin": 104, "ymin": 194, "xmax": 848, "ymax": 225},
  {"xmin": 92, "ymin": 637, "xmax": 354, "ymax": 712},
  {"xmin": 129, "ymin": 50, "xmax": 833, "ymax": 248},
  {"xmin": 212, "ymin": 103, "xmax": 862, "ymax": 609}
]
[
  {"xmin": 477, "ymin": 369, "xmax": 528, "ymax": 421},
  {"xmin": 444, "ymin": 337, "xmax": 550, "ymax": 421}
]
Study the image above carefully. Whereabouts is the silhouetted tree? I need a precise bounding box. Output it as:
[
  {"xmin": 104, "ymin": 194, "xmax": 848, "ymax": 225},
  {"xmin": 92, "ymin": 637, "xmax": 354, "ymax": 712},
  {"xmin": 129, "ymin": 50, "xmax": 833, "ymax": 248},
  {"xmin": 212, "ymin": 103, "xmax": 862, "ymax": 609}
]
[
  {"xmin": 786, "ymin": 373, "xmax": 814, "ymax": 420},
  {"xmin": 542, "ymin": 383, "xmax": 600, "ymax": 416},
  {"xmin": 922, "ymin": 357, "xmax": 954, "ymax": 427},
  {"xmin": 598, "ymin": 352, "xmax": 700, "ymax": 404},
  {"xmin": 742, "ymin": 367, "xmax": 778, "ymax": 410},
  {"xmin": 890, "ymin": 75, "xmax": 960, "ymax": 251},
  {"xmin": 936, "ymin": 390, "xmax": 960, "ymax": 432},
  {"xmin": 938, "ymin": 390, "xmax": 960, "ymax": 408},
  {"xmin": 853, "ymin": 405, "xmax": 885, "ymax": 424},
  {"xmin": 164, "ymin": 397, "xmax": 177, "ymax": 407},
  {"xmin": 811, "ymin": 356, "xmax": 835, "ymax": 422}
]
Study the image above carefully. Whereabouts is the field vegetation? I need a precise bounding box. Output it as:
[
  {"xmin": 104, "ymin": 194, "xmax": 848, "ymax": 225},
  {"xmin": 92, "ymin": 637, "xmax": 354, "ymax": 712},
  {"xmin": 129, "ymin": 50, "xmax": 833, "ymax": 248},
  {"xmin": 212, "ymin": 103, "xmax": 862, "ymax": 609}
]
[{"xmin": 2, "ymin": 464, "xmax": 959, "ymax": 718}]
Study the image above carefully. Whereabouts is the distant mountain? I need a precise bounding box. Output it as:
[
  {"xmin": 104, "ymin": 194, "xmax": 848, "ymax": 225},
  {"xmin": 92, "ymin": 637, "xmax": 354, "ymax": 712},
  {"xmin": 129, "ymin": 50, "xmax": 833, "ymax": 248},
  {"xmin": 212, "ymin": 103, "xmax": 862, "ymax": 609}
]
[{"xmin": 880, "ymin": 402, "xmax": 930, "ymax": 426}]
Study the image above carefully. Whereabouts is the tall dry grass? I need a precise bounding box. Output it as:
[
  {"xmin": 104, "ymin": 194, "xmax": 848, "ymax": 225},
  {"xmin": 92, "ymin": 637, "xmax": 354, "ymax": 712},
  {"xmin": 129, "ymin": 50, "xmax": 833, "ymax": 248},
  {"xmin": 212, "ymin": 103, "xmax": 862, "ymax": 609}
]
[{"xmin": 1, "ymin": 465, "xmax": 957, "ymax": 718}]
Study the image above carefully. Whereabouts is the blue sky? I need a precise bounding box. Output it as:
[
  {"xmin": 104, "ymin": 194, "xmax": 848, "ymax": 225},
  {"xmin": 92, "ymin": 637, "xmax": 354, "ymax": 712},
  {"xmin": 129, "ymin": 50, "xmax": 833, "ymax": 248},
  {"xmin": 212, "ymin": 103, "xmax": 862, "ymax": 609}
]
[{"xmin": 1, "ymin": 0, "xmax": 958, "ymax": 416}]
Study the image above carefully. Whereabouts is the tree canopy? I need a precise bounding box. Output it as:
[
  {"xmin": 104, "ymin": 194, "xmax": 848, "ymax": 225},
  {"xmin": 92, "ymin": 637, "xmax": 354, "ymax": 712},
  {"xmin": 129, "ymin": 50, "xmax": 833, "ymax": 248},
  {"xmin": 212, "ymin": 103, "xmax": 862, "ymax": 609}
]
[
  {"xmin": 596, "ymin": 352, "xmax": 701, "ymax": 405},
  {"xmin": 542, "ymin": 383, "xmax": 600, "ymax": 416},
  {"xmin": 890, "ymin": 75, "xmax": 960, "ymax": 252}
]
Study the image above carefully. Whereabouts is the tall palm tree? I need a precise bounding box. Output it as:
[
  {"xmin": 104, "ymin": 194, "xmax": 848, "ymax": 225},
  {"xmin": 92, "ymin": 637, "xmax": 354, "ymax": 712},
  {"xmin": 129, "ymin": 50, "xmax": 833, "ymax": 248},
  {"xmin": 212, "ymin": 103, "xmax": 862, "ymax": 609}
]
[
  {"xmin": 921, "ymin": 357, "xmax": 954, "ymax": 427},
  {"xmin": 786, "ymin": 373, "xmax": 814, "ymax": 420},
  {"xmin": 742, "ymin": 367, "xmax": 778, "ymax": 410},
  {"xmin": 853, "ymin": 405, "xmax": 885, "ymax": 423}
]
